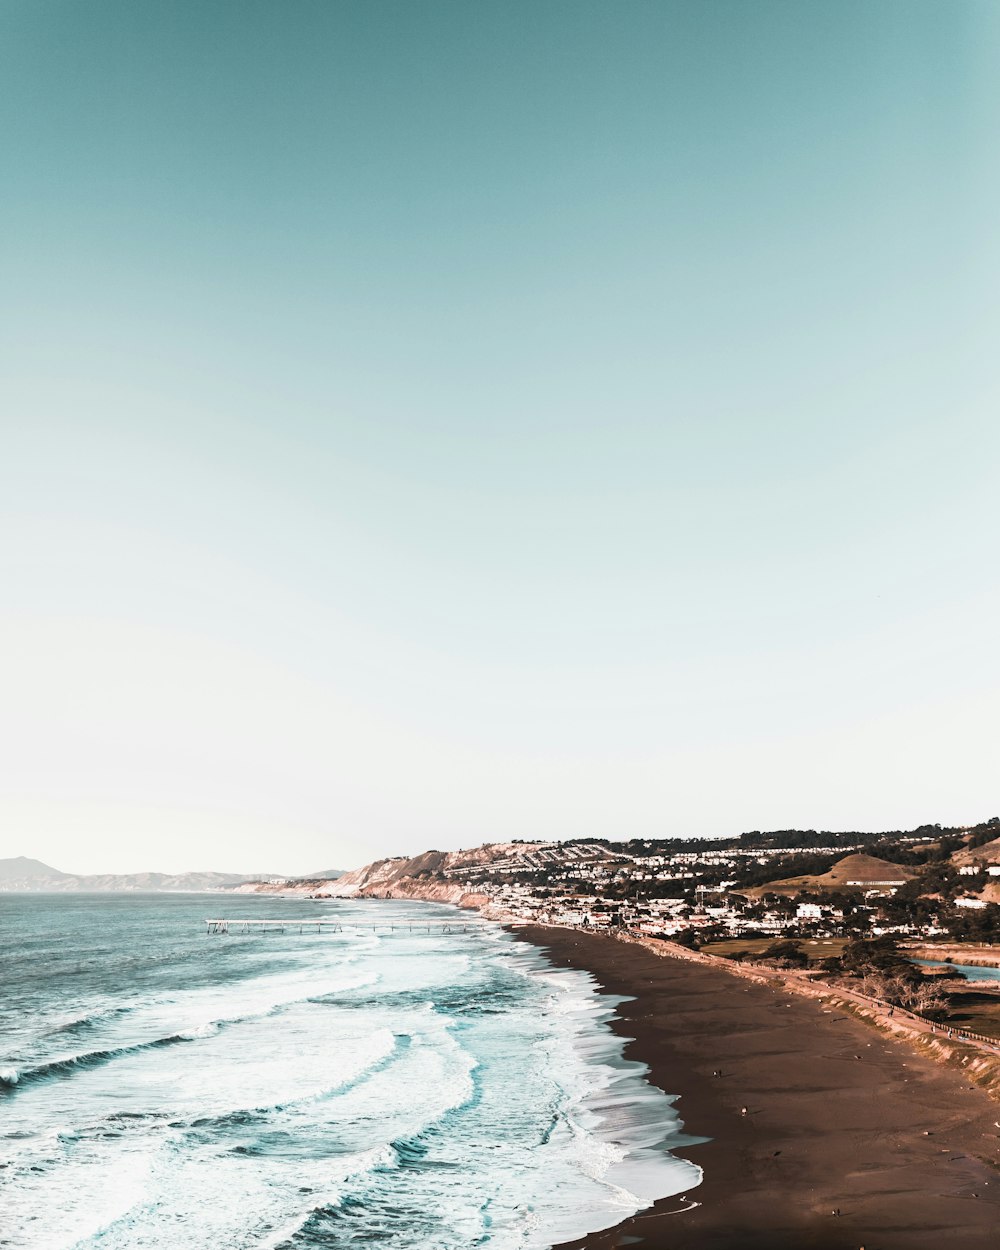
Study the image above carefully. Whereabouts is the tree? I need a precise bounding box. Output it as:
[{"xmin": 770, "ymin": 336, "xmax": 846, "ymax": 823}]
[{"xmin": 763, "ymin": 939, "xmax": 809, "ymax": 968}]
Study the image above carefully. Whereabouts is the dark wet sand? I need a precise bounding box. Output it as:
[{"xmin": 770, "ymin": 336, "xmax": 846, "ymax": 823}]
[{"xmin": 518, "ymin": 926, "xmax": 1000, "ymax": 1250}]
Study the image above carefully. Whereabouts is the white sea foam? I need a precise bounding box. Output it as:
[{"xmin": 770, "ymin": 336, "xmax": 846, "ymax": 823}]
[
  {"xmin": 2, "ymin": 897, "xmax": 700, "ymax": 1250},
  {"xmin": 176, "ymin": 1020, "xmax": 219, "ymax": 1040},
  {"xmin": 0, "ymin": 1137, "xmax": 156, "ymax": 1250}
]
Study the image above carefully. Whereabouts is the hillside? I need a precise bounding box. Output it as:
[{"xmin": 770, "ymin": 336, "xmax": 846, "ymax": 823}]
[
  {"xmin": 0, "ymin": 856, "xmax": 69, "ymax": 885},
  {"xmin": 330, "ymin": 845, "xmax": 533, "ymax": 901},
  {"xmin": 743, "ymin": 853, "xmax": 917, "ymax": 899},
  {"xmin": 952, "ymin": 834, "xmax": 1000, "ymax": 868},
  {"xmin": 235, "ymin": 843, "xmax": 544, "ymax": 899},
  {"xmin": 979, "ymin": 880, "xmax": 1000, "ymax": 905},
  {"xmin": 0, "ymin": 857, "xmax": 274, "ymax": 893},
  {"xmin": 232, "ymin": 841, "xmax": 615, "ymax": 900}
]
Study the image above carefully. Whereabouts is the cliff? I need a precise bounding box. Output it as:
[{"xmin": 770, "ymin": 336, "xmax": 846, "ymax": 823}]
[{"xmin": 229, "ymin": 841, "xmax": 557, "ymax": 905}]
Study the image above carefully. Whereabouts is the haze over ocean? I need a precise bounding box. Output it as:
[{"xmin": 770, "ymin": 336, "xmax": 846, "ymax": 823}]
[{"xmin": 2, "ymin": 3, "xmax": 998, "ymax": 875}]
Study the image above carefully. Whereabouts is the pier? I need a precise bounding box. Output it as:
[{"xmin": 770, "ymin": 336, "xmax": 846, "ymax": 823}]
[{"xmin": 204, "ymin": 918, "xmax": 476, "ymax": 936}]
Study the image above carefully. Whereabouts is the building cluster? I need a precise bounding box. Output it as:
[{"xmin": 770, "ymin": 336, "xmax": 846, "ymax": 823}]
[
  {"xmin": 483, "ymin": 881, "xmax": 853, "ymax": 939},
  {"xmin": 450, "ymin": 834, "xmax": 994, "ymax": 943}
]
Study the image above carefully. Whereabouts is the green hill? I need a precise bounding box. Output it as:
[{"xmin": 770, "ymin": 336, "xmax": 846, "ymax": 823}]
[{"xmin": 743, "ymin": 853, "xmax": 916, "ymax": 899}]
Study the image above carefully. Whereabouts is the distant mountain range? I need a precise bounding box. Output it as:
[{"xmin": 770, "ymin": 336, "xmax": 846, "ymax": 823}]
[{"xmin": 0, "ymin": 856, "xmax": 299, "ymax": 893}]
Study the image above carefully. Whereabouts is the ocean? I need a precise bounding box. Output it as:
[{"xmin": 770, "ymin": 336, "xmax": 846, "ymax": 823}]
[{"xmin": 1, "ymin": 894, "xmax": 699, "ymax": 1249}]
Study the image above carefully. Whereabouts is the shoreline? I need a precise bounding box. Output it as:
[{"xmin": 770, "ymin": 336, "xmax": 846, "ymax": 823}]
[{"xmin": 515, "ymin": 924, "xmax": 1000, "ymax": 1250}]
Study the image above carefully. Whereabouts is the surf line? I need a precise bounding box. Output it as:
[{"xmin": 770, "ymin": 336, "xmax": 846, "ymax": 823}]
[{"xmin": 634, "ymin": 1195, "xmax": 702, "ymax": 1218}]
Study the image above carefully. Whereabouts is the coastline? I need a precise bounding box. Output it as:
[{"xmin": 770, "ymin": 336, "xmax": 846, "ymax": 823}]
[{"xmin": 516, "ymin": 924, "xmax": 1000, "ymax": 1250}]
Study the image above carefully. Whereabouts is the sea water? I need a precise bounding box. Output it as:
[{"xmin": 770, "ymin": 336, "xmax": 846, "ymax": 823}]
[{"xmin": 0, "ymin": 894, "xmax": 699, "ymax": 1249}]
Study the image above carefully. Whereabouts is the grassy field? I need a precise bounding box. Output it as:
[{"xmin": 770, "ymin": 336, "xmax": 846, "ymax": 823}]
[
  {"xmin": 700, "ymin": 937, "xmax": 848, "ymax": 961},
  {"xmin": 740, "ymin": 853, "xmax": 916, "ymax": 899},
  {"xmin": 940, "ymin": 989, "xmax": 1000, "ymax": 1040},
  {"xmin": 700, "ymin": 938, "xmax": 1000, "ymax": 1039}
]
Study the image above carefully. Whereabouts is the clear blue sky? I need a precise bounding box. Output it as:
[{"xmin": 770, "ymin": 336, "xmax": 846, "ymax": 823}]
[{"xmin": 2, "ymin": 2, "xmax": 998, "ymax": 873}]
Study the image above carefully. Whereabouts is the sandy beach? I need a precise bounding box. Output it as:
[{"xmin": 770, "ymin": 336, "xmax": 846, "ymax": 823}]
[{"xmin": 518, "ymin": 925, "xmax": 1000, "ymax": 1250}]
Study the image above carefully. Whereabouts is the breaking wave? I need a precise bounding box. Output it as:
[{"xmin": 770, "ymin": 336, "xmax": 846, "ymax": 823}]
[{"xmin": 1, "ymin": 895, "xmax": 699, "ymax": 1249}]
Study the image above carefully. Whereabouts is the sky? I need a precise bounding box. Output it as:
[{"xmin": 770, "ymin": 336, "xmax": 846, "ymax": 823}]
[{"xmin": 2, "ymin": 1, "xmax": 998, "ymax": 875}]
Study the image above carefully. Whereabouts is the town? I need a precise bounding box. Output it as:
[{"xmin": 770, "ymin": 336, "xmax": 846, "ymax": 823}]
[
  {"xmin": 412, "ymin": 818, "xmax": 1000, "ymax": 950},
  {"xmin": 243, "ymin": 818, "xmax": 1000, "ymax": 1035}
]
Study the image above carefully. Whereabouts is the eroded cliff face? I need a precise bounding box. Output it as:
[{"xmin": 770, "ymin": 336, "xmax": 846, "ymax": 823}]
[
  {"xmin": 323, "ymin": 843, "xmax": 534, "ymax": 906},
  {"xmin": 361, "ymin": 880, "xmax": 491, "ymax": 909},
  {"xmin": 229, "ymin": 842, "xmax": 544, "ymax": 907},
  {"xmin": 232, "ymin": 875, "xmax": 491, "ymax": 913}
]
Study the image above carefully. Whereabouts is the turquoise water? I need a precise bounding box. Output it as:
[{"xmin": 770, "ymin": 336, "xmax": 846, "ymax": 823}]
[
  {"xmin": 1, "ymin": 894, "xmax": 699, "ymax": 1248},
  {"xmin": 914, "ymin": 958, "xmax": 1000, "ymax": 982}
]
